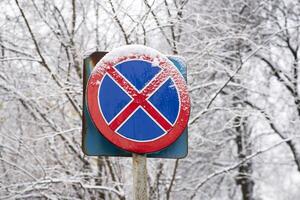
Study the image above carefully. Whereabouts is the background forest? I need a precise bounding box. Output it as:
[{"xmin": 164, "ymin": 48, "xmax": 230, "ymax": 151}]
[{"xmin": 1, "ymin": 0, "xmax": 300, "ymax": 199}]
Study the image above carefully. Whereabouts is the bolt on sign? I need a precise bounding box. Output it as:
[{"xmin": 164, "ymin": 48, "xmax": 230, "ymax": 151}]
[{"xmin": 82, "ymin": 45, "xmax": 191, "ymax": 158}]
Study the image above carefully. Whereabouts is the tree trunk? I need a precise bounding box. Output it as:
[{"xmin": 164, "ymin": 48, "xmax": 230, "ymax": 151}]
[{"xmin": 235, "ymin": 116, "xmax": 255, "ymax": 200}]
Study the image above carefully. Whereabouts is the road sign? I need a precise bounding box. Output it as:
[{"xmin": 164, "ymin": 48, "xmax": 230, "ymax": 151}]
[
  {"xmin": 82, "ymin": 53, "xmax": 188, "ymax": 158},
  {"xmin": 86, "ymin": 45, "xmax": 190, "ymax": 154}
]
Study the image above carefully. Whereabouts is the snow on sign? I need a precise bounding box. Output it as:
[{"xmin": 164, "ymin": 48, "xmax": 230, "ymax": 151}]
[{"xmin": 87, "ymin": 45, "xmax": 190, "ymax": 153}]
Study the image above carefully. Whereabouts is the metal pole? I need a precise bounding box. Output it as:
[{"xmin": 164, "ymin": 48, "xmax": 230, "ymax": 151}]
[{"xmin": 132, "ymin": 153, "xmax": 148, "ymax": 200}]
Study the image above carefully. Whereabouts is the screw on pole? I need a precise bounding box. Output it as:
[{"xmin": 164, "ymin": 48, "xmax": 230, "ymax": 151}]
[{"xmin": 132, "ymin": 153, "xmax": 148, "ymax": 200}]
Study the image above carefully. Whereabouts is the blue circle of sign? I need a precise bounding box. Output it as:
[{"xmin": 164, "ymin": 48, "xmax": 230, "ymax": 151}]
[{"xmin": 98, "ymin": 60, "xmax": 180, "ymax": 141}]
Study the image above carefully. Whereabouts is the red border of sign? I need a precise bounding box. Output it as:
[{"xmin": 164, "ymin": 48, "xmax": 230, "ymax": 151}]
[{"xmin": 87, "ymin": 51, "xmax": 190, "ymax": 154}]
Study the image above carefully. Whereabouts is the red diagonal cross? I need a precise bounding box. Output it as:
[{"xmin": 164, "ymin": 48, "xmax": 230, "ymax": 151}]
[{"xmin": 106, "ymin": 66, "xmax": 172, "ymax": 132}]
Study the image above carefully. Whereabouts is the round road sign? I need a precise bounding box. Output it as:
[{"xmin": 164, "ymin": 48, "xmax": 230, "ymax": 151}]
[{"xmin": 87, "ymin": 45, "xmax": 190, "ymax": 153}]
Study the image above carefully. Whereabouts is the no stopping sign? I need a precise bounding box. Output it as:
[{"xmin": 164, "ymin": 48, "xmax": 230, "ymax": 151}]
[{"xmin": 87, "ymin": 45, "xmax": 190, "ymax": 153}]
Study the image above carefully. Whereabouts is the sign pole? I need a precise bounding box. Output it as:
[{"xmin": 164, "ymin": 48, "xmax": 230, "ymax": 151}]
[{"xmin": 132, "ymin": 153, "xmax": 148, "ymax": 200}]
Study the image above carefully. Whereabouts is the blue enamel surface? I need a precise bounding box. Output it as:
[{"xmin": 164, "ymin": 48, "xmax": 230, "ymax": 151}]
[
  {"xmin": 99, "ymin": 75, "xmax": 131, "ymax": 123},
  {"xmin": 168, "ymin": 57, "xmax": 186, "ymax": 80},
  {"xmin": 115, "ymin": 60, "xmax": 161, "ymax": 91},
  {"xmin": 148, "ymin": 78, "xmax": 179, "ymax": 124},
  {"xmin": 117, "ymin": 108, "xmax": 165, "ymax": 141}
]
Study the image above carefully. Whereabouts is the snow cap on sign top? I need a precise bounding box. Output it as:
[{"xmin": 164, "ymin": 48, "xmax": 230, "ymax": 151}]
[
  {"xmin": 91, "ymin": 45, "xmax": 174, "ymax": 77},
  {"xmin": 100, "ymin": 45, "xmax": 167, "ymax": 63}
]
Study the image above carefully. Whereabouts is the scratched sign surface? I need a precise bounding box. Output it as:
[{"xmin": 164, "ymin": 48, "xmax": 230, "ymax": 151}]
[{"xmin": 83, "ymin": 45, "xmax": 190, "ymax": 156}]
